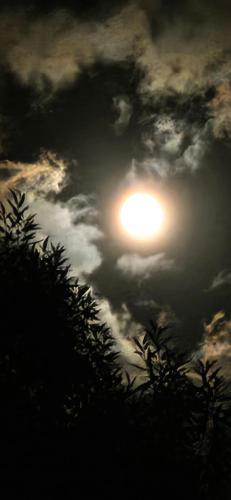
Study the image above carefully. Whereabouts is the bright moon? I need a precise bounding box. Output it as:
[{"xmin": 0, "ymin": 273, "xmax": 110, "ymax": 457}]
[{"xmin": 120, "ymin": 192, "xmax": 164, "ymax": 240}]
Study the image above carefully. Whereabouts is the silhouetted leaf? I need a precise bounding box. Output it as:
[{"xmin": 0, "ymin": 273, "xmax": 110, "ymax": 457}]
[
  {"xmin": 19, "ymin": 193, "xmax": 25, "ymax": 208},
  {"xmin": 9, "ymin": 189, "xmax": 18, "ymax": 205}
]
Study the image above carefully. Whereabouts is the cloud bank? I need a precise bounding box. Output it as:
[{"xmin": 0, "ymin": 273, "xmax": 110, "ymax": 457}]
[
  {"xmin": 0, "ymin": 1, "xmax": 230, "ymax": 188},
  {"xmin": 32, "ymin": 197, "xmax": 103, "ymax": 276},
  {"xmin": 0, "ymin": 1, "xmax": 229, "ymax": 139}
]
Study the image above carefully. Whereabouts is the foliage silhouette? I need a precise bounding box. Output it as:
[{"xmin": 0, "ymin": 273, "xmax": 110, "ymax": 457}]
[
  {"xmin": 130, "ymin": 323, "xmax": 231, "ymax": 499},
  {"xmin": 0, "ymin": 190, "xmax": 230, "ymax": 499},
  {"xmin": 0, "ymin": 190, "xmax": 124, "ymax": 430}
]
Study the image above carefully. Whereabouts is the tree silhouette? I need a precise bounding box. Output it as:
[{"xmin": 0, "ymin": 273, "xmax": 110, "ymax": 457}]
[
  {"xmin": 0, "ymin": 190, "xmax": 124, "ymax": 429},
  {"xmin": 0, "ymin": 190, "xmax": 126, "ymax": 498},
  {"xmin": 0, "ymin": 190, "xmax": 230, "ymax": 499},
  {"xmin": 130, "ymin": 323, "xmax": 231, "ymax": 499}
]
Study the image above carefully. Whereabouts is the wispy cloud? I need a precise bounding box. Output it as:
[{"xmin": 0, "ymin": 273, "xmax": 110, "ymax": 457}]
[
  {"xmin": 208, "ymin": 269, "xmax": 231, "ymax": 290},
  {"xmin": 117, "ymin": 252, "xmax": 175, "ymax": 279},
  {"xmin": 0, "ymin": 151, "xmax": 68, "ymax": 198},
  {"xmin": 113, "ymin": 95, "xmax": 132, "ymax": 135},
  {"xmin": 98, "ymin": 298, "xmax": 142, "ymax": 370},
  {"xmin": 140, "ymin": 116, "xmax": 210, "ymax": 177},
  {"xmin": 194, "ymin": 311, "xmax": 231, "ymax": 379}
]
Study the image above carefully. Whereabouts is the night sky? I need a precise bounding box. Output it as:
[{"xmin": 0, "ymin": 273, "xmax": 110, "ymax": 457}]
[{"xmin": 1, "ymin": 0, "xmax": 231, "ymax": 371}]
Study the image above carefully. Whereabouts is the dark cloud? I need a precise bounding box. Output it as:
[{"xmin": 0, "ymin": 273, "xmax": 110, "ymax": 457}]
[
  {"xmin": 0, "ymin": 2, "xmax": 228, "ymax": 113},
  {"xmin": 0, "ymin": 0, "xmax": 129, "ymax": 20}
]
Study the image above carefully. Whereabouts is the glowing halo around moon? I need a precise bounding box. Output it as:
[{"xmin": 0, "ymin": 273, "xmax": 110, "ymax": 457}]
[{"xmin": 120, "ymin": 192, "xmax": 164, "ymax": 240}]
